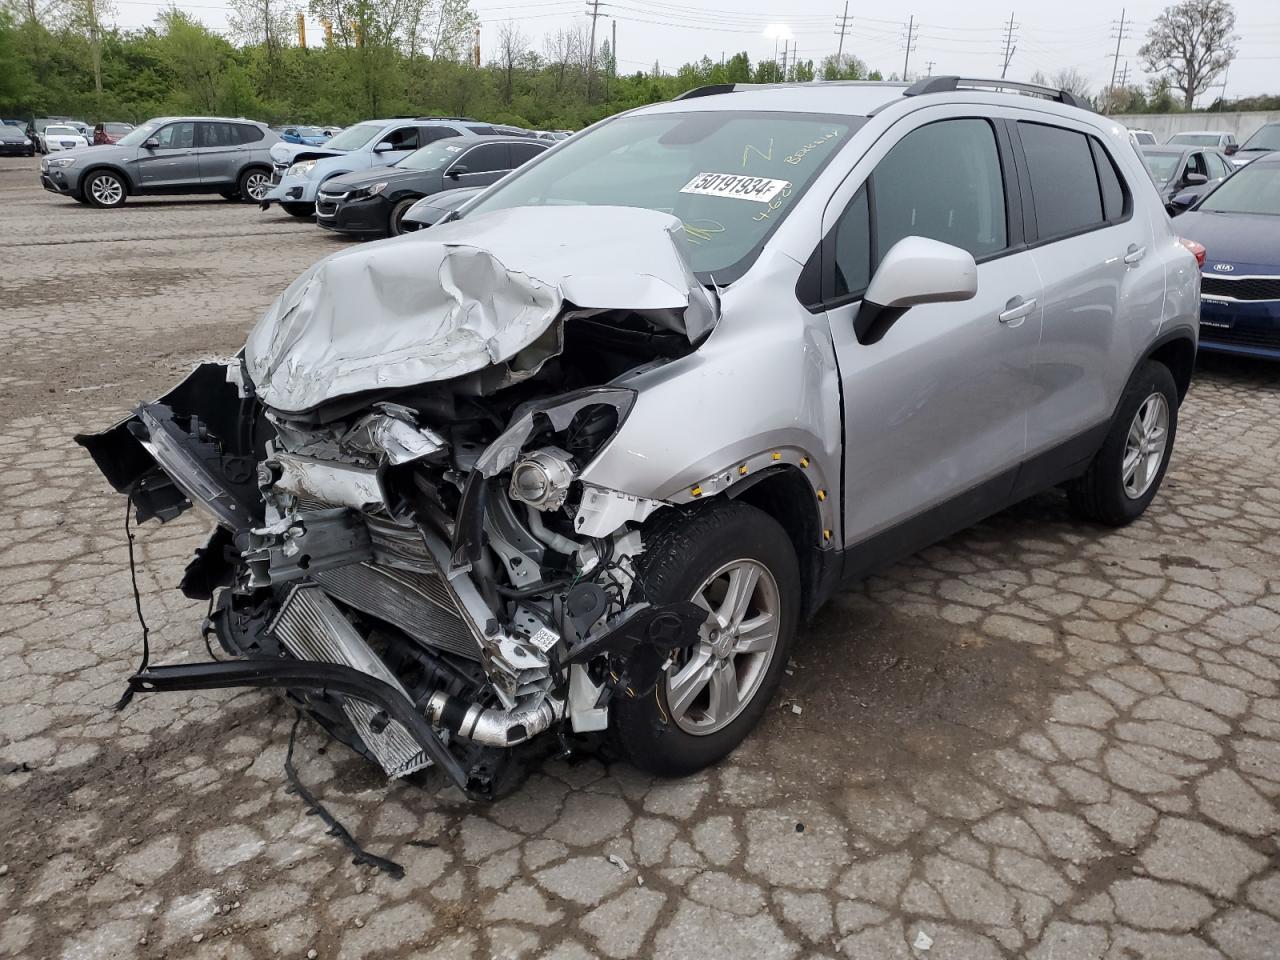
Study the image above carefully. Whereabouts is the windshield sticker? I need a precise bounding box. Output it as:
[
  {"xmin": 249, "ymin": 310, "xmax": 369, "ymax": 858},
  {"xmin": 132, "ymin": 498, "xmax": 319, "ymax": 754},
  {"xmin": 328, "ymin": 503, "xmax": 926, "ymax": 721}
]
[
  {"xmin": 680, "ymin": 172, "xmax": 791, "ymax": 204},
  {"xmin": 742, "ymin": 139, "xmax": 774, "ymax": 167},
  {"xmin": 784, "ymin": 129, "xmax": 842, "ymax": 166}
]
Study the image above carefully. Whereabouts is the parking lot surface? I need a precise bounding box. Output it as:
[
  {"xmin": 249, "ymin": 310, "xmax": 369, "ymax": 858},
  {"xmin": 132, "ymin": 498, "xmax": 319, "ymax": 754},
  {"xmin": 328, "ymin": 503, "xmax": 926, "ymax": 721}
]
[{"xmin": 2, "ymin": 154, "xmax": 1278, "ymax": 960}]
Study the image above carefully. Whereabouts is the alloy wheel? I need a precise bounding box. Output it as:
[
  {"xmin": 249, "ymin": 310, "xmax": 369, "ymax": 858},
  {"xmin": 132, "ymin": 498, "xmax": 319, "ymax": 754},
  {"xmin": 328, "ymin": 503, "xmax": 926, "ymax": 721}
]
[
  {"xmin": 1122, "ymin": 392, "xmax": 1169, "ymax": 499},
  {"xmin": 664, "ymin": 558, "xmax": 781, "ymax": 736},
  {"xmin": 243, "ymin": 172, "xmax": 270, "ymax": 202},
  {"xmin": 90, "ymin": 175, "xmax": 123, "ymax": 206}
]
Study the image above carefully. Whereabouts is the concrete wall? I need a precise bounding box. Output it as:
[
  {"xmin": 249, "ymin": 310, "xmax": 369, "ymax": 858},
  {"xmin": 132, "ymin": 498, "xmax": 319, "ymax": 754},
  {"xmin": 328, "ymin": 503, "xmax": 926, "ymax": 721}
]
[{"xmin": 1111, "ymin": 111, "xmax": 1280, "ymax": 144}]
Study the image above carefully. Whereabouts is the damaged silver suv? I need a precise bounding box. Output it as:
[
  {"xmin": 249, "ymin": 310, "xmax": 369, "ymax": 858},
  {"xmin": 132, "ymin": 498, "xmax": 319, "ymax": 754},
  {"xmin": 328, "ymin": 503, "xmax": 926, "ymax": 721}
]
[{"xmin": 80, "ymin": 77, "xmax": 1200, "ymax": 798}]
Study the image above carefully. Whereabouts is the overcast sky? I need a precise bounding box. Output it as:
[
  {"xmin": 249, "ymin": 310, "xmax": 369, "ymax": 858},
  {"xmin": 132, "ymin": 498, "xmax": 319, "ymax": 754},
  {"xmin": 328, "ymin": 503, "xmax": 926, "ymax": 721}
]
[{"xmin": 109, "ymin": 0, "xmax": 1280, "ymax": 103}]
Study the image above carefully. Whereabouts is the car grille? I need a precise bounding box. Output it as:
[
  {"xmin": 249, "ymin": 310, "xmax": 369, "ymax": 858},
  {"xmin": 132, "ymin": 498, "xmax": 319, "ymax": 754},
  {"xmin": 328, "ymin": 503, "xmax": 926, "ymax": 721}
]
[
  {"xmin": 316, "ymin": 199, "xmax": 339, "ymax": 217},
  {"xmin": 1201, "ymin": 275, "xmax": 1280, "ymax": 301},
  {"xmin": 1199, "ymin": 323, "xmax": 1280, "ymax": 350}
]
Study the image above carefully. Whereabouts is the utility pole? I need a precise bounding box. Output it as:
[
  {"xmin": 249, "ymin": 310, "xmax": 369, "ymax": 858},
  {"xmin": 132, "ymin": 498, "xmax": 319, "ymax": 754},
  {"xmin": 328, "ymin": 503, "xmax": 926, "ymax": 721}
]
[
  {"xmin": 901, "ymin": 16, "xmax": 917, "ymax": 81},
  {"xmin": 1107, "ymin": 7, "xmax": 1129, "ymax": 105},
  {"xmin": 781, "ymin": 40, "xmax": 789, "ymax": 80},
  {"xmin": 608, "ymin": 19, "xmax": 616, "ymax": 98},
  {"xmin": 999, "ymin": 11, "xmax": 1018, "ymax": 79},
  {"xmin": 835, "ymin": 1, "xmax": 851, "ymax": 65},
  {"xmin": 1217, "ymin": 62, "xmax": 1230, "ymax": 105},
  {"xmin": 925, "ymin": 59, "xmax": 935, "ymax": 76},
  {"xmin": 585, "ymin": 0, "xmax": 602, "ymax": 99}
]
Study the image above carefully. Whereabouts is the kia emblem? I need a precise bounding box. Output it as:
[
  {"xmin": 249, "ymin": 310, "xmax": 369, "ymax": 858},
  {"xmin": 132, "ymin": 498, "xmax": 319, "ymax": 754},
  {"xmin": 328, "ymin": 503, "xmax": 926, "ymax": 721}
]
[{"xmin": 1213, "ymin": 263, "xmax": 1234, "ymax": 271}]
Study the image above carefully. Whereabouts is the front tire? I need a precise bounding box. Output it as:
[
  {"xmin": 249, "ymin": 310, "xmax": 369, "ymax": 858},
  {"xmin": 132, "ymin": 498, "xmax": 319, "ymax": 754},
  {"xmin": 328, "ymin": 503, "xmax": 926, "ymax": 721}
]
[
  {"xmin": 1069, "ymin": 360, "xmax": 1178, "ymax": 526},
  {"xmin": 84, "ymin": 170, "xmax": 127, "ymax": 208},
  {"xmin": 611, "ymin": 501, "xmax": 800, "ymax": 777},
  {"xmin": 237, "ymin": 167, "xmax": 271, "ymax": 203},
  {"xmin": 281, "ymin": 201, "xmax": 314, "ymax": 218},
  {"xmin": 388, "ymin": 197, "xmax": 418, "ymax": 236}
]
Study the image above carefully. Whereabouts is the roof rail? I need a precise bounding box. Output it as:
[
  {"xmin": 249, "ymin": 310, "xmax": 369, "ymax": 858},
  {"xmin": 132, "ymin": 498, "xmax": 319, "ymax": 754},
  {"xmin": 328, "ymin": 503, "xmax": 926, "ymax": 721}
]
[
  {"xmin": 904, "ymin": 75, "xmax": 1093, "ymax": 112},
  {"xmin": 673, "ymin": 84, "xmax": 739, "ymax": 100}
]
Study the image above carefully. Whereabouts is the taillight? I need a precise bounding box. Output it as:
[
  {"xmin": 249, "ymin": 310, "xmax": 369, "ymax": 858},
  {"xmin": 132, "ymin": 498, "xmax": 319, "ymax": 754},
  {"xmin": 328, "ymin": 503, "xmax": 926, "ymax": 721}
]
[{"xmin": 1178, "ymin": 237, "xmax": 1206, "ymax": 267}]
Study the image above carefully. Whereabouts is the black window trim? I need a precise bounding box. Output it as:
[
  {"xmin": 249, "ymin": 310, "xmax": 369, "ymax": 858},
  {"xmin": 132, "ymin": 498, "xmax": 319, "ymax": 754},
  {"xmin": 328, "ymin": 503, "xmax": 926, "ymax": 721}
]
[
  {"xmin": 1012, "ymin": 118, "xmax": 1134, "ymax": 249},
  {"xmin": 803, "ymin": 114, "xmax": 1024, "ymax": 313}
]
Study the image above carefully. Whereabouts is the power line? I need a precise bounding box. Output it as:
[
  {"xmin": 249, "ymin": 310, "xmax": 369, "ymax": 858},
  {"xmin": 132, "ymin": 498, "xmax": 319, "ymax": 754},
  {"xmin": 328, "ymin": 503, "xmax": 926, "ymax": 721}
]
[{"xmin": 999, "ymin": 11, "xmax": 1018, "ymax": 79}]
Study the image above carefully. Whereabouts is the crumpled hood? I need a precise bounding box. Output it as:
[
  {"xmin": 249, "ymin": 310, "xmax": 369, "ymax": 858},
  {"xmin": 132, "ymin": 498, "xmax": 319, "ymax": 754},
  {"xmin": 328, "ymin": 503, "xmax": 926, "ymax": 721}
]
[{"xmin": 244, "ymin": 205, "xmax": 718, "ymax": 413}]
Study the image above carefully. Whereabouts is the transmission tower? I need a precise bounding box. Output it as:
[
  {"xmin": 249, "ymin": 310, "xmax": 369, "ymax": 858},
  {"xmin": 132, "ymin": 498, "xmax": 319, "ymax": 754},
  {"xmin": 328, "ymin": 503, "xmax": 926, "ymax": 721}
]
[
  {"xmin": 901, "ymin": 16, "xmax": 918, "ymax": 80},
  {"xmin": 999, "ymin": 12, "xmax": 1019, "ymax": 79}
]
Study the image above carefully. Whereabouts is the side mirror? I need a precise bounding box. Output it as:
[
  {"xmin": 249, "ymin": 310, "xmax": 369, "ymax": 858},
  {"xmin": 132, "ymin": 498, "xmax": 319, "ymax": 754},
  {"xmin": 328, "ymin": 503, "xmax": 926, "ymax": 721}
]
[
  {"xmin": 1224, "ymin": 144, "xmax": 1237, "ymax": 156},
  {"xmin": 1168, "ymin": 191, "xmax": 1198, "ymax": 214},
  {"xmin": 142, "ymin": 137, "xmax": 159, "ymax": 149},
  {"xmin": 373, "ymin": 140, "xmax": 395, "ymax": 153},
  {"xmin": 856, "ymin": 237, "xmax": 978, "ymax": 346},
  {"xmin": 447, "ymin": 165, "xmax": 469, "ymax": 179},
  {"xmin": 1184, "ymin": 171, "xmax": 1209, "ymax": 185}
]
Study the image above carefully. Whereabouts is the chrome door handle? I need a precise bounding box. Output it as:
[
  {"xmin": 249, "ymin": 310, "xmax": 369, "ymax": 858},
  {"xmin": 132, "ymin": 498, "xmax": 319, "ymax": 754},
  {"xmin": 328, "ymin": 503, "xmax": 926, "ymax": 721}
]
[
  {"xmin": 1124, "ymin": 244, "xmax": 1147, "ymax": 266},
  {"xmin": 998, "ymin": 297, "xmax": 1037, "ymax": 325}
]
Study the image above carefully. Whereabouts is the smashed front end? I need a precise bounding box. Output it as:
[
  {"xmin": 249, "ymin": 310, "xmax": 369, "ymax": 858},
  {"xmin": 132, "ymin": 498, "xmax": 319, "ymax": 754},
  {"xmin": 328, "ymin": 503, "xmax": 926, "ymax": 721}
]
[{"xmin": 77, "ymin": 207, "xmax": 716, "ymax": 798}]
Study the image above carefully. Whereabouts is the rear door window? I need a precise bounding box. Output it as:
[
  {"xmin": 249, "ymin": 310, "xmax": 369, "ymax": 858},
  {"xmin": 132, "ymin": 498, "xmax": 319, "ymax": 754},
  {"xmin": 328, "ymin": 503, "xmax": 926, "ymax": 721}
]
[
  {"xmin": 198, "ymin": 122, "xmax": 238, "ymax": 148},
  {"xmin": 1017, "ymin": 122, "xmax": 1106, "ymax": 240},
  {"xmin": 510, "ymin": 142, "xmax": 548, "ymax": 166},
  {"xmin": 420, "ymin": 125, "xmax": 461, "ymax": 144},
  {"xmin": 458, "ymin": 143, "xmax": 511, "ymax": 173}
]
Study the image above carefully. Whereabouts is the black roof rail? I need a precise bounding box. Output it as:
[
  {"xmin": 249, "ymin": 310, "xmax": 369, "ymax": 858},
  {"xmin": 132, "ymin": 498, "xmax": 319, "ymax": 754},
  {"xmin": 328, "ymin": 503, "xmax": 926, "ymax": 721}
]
[
  {"xmin": 673, "ymin": 84, "xmax": 739, "ymax": 100},
  {"xmin": 904, "ymin": 75, "xmax": 1093, "ymax": 112}
]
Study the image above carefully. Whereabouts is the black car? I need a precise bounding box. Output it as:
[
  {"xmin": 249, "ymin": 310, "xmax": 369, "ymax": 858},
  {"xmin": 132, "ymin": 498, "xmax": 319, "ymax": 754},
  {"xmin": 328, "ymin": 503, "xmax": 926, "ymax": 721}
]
[
  {"xmin": 1140, "ymin": 146, "xmax": 1233, "ymax": 213},
  {"xmin": 400, "ymin": 185, "xmax": 483, "ymax": 232},
  {"xmin": 316, "ymin": 135, "xmax": 549, "ymax": 237},
  {"xmin": 0, "ymin": 123, "xmax": 34, "ymax": 156}
]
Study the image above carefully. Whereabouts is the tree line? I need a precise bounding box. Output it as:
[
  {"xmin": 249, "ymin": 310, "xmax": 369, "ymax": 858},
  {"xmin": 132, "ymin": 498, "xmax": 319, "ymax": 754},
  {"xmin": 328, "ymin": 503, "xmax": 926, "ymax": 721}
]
[{"xmin": 0, "ymin": 0, "xmax": 1267, "ymax": 129}]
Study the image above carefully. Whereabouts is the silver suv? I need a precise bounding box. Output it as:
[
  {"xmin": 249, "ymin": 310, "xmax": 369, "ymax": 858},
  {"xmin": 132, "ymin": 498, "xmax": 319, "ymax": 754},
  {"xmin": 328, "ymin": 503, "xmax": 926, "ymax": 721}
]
[
  {"xmin": 80, "ymin": 78, "xmax": 1199, "ymax": 797},
  {"xmin": 40, "ymin": 117, "xmax": 279, "ymax": 208}
]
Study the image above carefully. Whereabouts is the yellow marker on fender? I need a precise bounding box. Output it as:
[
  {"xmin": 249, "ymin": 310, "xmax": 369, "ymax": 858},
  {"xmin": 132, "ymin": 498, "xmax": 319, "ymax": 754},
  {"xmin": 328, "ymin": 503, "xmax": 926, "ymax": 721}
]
[
  {"xmin": 691, "ymin": 485, "xmax": 703, "ymax": 497},
  {"xmin": 771, "ymin": 451, "xmax": 782, "ymax": 461},
  {"xmin": 817, "ymin": 489, "xmax": 827, "ymax": 501}
]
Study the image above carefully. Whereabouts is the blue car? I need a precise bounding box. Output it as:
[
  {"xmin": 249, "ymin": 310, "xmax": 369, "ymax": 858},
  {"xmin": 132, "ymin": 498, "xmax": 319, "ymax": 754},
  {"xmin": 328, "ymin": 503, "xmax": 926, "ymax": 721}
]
[
  {"xmin": 278, "ymin": 125, "xmax": 331, "ymax": 146},
  {"xmin": 1174, "ymin": 152, "xmax": 1280, "ymax": 360}
]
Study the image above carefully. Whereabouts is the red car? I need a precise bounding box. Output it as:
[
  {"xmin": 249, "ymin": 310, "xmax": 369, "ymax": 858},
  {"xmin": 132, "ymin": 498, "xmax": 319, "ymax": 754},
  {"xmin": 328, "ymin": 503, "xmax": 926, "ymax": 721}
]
[{"xmin": 93, "ymin": 121, "xmax": 134, "ymax": 145}]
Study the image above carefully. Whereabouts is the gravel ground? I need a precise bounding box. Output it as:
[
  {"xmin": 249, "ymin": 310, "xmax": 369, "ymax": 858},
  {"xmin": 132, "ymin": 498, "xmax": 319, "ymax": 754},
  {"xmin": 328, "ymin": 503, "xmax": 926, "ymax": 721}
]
[{"xmin": 1, "ymin": 154, "xmax": 1279, "ymax": 960}]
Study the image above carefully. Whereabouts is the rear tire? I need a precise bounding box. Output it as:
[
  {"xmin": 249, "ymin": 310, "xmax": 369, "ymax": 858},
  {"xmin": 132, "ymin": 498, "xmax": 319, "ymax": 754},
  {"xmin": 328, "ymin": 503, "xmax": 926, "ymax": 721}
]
[
  {"xmin": 237, "ymin": 167, "xmax": 271, "ymax": 203},
  {"xmin": 1069, "ymin": 360, "xmax": 1178, "ymax": 526},
  {"xmin": 611, "ymin": 501, "xmax": 800, "ymax": 777},
  {"xmin": 84, "ymin": 170, "xmax": 127, "ymax": 208},
  {"xmin": 281, "ymin": 201, "xmax": 314, "ymax": 218}
]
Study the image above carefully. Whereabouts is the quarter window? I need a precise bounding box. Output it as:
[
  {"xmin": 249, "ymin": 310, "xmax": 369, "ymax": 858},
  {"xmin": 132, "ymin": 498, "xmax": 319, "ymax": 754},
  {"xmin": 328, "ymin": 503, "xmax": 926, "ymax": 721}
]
[
  {"xmin": 1089, "ymin": 139, "xmax": 1126, "ymax": 221},
  {"xmin": 871, "ymin": 118, "xmax": 1008, "ymax": 263},
  {"xmin": 831, "ymin": 186, "xmax": 871, "ymax": 297},
  {"xmin": 237, "ymin": 124, "xmax": 264, "ymax": 144}
]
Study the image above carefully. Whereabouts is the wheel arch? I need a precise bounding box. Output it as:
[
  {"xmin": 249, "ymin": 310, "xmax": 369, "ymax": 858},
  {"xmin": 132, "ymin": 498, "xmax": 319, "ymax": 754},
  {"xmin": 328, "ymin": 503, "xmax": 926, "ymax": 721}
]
[
  {"xmin": 236, "ymin": 160, "xmax": 271, "ymax": 180},
  {"xmin": 80, "ymin": 162, "xmax": 135, "ymax": 192},
  {"xmin": 1146, "ymin": 331, "xmax": 1196, "ymax": 403}
]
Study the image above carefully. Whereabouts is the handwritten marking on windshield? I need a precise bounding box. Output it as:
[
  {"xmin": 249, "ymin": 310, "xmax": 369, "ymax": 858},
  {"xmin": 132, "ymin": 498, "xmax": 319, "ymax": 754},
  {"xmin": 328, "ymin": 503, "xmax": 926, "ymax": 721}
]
[
  {"xmin": 752, "ymin": 185, "xmax": 793, "ymax": 221},
  {"xmin": 742, "ymin": 139, "xmax": 775, "ymax": 167},
  {"xmin": 682, "ymin": 219, "xmax": 727, "ymax": 244},
  {"xmin": 784, "ymin": 130, "xmax": 842, "ymax": 165}
]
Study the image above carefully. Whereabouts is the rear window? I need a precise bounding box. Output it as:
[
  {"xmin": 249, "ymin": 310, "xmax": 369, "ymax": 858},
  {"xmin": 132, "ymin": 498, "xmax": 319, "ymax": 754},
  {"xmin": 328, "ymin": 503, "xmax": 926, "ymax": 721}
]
[{"xmin": 465, "ymin": 110, "xmax": 863, "ymax": 280}]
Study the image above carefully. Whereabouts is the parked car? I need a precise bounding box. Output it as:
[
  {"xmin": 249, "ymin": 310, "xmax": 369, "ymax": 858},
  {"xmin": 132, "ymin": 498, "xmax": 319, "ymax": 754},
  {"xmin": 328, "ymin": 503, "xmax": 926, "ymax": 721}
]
[
  {"xmin": 1231, "ymin": 122, "xmax": 1280, "ymax": 167},
  {"xmin": 279, "ymin": 125, "xmax": 332, "ymax": 146},
  {"xmin": 1174, "ymin": 153, "xmax": 1280, "ymax": 359},
  {"xmin": 1128, "ymin": 128, "xmax": 1157, "ymax": 146},
  {"xmin": 1166, "ymin": 130, "xmax": 1238, "ymax": 155},
  {"xmin": 39, "ymin": 116, "xmax": 280, "ymax": 208},
  {"xmin": 316, "ymin": 136, "xmax": 549, "ymax": 236},
  {"xmin": 0, "ymin": 123, "xmax": 34, "ymax": 156},
  {"xmin": 39, "ymin": 124, "xmax": 89, "ymax": 153},
  {"xmin": 1140, "ymin": 146, "xmax": 1232, "ymax": 212},
  {"xmin": 94, "ymin": 121, "xmax": 134, "ymax": 145},
  {"xmin": 536, "ymin": 130, "xmax": 571, "ymax": 142},
  {"xmin": 78, "ymin": 76, "xmax": 1197, "ymax": 797},
  {"xmin": 400, "ymin": 185, "xmax": 483, "ymax": 231},
  {"xmin": 26, "ymin": 117, "xmax": 74, "ymax": 152},
  {"xmin": 263, "ymin": 117, "xmax": 515, "ymax": 218}
]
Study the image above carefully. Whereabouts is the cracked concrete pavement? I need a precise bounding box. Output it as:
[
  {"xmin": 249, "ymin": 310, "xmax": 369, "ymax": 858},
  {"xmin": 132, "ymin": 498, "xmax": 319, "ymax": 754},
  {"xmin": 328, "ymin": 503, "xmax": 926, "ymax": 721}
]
[{"xmin": 1, "ymin": 155, "xmax": 1279, "ymax": 960}]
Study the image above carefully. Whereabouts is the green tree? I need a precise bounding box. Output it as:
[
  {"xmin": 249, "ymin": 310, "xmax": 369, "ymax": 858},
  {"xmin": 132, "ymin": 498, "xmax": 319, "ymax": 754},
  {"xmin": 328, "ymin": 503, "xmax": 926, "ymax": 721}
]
[{"xmin": 1140, "ymin": 0, "xmax": 1237, "ymax": 110}]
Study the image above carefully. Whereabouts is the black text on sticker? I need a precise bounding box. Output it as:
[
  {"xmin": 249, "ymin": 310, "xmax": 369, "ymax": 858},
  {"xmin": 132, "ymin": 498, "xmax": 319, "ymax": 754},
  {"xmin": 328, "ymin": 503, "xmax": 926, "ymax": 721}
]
[{"xmin": 680, "ymin": 172, "xmax": 791, "ymax": 204}]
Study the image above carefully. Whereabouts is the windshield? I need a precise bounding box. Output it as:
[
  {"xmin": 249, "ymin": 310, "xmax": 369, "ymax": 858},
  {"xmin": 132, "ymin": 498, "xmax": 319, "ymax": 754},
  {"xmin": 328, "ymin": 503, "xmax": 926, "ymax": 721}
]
[
  {"xmin": 116, "ymin": 121, "xmax": 163, "ymax": 147},
  {"xmin": 1142, "ymin": 152, "xmax": 1182, "ymax": 184},
  {"xmin": 104, "ymin": 122, "xmax": 133, "ymax": 134},
  {"xmin": 46, "ymin": 126, "xmax": 79, "ymax": 136},
  {"xmin": 294, "ymin": 126, "xmax": 325, "ymax": 138},
  {"xmin": 397, "ymin": 139, "xmax": 468, "ymax": 171},
  {"xmin": 323, "ymin": 122, "xmax": 383, "ymax": 151},
  {"xmin": 1199, "ymin": 162, "xmax": 1280, "ymax": 215},
  {"xmin": 465, "ymin": 111, "xmax": 860, "ymax": 280},
  {"xmin": 1169, "ymin": 134, "xmax": 1221, "ymax": 147},
  {"xmin": 1241, "ymin": 124, "xmax": 1280, "ymax": 152}
]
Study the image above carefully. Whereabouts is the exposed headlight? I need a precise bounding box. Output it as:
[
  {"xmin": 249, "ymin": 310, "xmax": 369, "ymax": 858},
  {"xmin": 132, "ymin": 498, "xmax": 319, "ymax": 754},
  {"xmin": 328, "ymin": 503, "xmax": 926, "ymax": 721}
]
[
  {"xmin": 286, "ymin": 159, "xmax": 318, "ymax": 177},
  {"xmin": 47, "ymin": 157, "xmax": 77, "ymax": 168},
  {"xmin": 350, "ymin": 182, "xmax": 389, "ymax": 200},
  {"xmin": 510, "ymin": 447, "xmax": 576, "ymax": 511}
]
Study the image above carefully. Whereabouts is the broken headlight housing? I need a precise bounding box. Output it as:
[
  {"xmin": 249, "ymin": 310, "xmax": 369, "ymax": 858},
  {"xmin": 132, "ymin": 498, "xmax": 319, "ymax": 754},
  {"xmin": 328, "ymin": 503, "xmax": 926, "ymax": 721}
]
[{"xmin": 509, "ymin": 447, "xmax": 575, "ymax": 511}]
